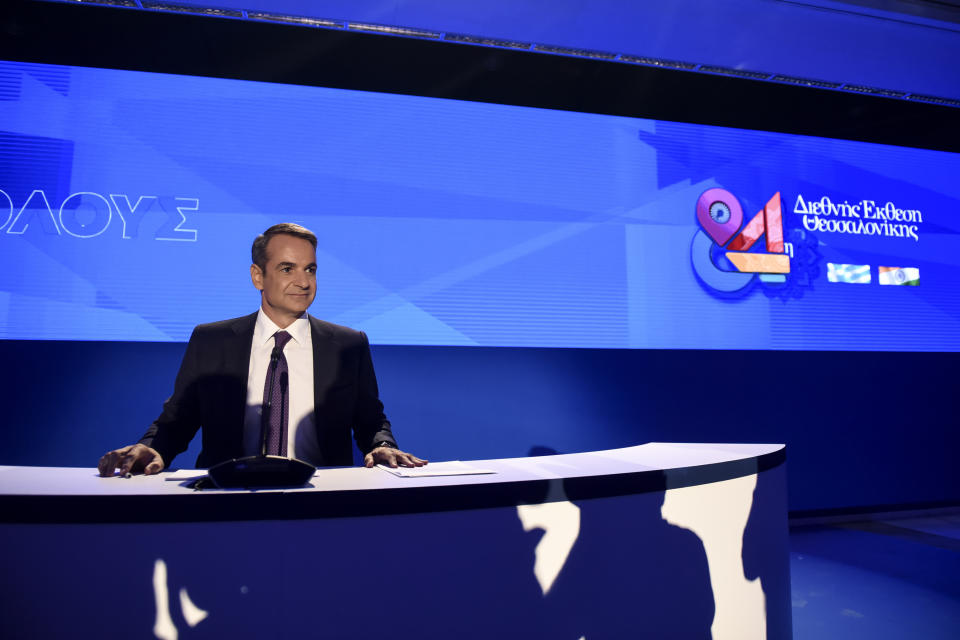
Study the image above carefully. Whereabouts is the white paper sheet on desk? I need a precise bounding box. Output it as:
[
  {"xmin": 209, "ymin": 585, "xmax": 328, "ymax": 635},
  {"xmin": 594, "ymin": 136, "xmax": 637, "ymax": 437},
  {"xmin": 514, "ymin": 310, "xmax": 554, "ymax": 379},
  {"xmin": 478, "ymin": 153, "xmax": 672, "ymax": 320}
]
[
  {"xmin": 376, "ymin": 461, "xmax": 496, "ymax": 477},
  {"xmin": 162, "ymin": 470, "xmax": 208, "ymax": 481}
]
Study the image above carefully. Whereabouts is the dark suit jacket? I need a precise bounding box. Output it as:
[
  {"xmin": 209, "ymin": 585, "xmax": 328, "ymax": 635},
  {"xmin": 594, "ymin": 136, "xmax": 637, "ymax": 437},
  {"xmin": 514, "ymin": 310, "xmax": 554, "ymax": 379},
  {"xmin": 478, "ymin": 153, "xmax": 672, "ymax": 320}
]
[{"xmin": 139, "ymin": 312, "xmax": 396, "ymax": 468}]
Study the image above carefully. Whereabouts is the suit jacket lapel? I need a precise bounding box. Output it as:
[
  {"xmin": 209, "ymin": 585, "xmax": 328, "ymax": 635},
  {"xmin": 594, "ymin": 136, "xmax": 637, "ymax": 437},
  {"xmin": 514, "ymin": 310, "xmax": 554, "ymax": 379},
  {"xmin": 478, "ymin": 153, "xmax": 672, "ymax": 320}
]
[
  {"xmin": 227, "ymin": 312, "xmax": 257, "ymax": 379},
  {"xmin": 310, "ymin": 315, "xmax": 338, "ymax": 423},
  {"xmin": 224, "ymin": 313, "xmax": 257, "ymax": 443}
]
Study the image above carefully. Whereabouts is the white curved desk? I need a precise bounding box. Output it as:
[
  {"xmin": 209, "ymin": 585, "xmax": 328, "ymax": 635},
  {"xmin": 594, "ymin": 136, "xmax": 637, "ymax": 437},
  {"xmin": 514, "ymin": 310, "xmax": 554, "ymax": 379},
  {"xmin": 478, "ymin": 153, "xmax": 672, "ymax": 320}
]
[{"xmin": 0, "ymin": 443, "xmax": 790, "ymax": 639}]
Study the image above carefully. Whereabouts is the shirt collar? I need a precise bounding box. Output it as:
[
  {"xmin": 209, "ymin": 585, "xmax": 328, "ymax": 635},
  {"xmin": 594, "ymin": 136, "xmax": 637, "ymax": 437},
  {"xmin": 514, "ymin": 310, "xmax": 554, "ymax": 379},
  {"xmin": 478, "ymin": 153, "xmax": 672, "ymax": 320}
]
[{"xmin": 253, "ymin": 308, "xmax": 311, "ymax": 348}]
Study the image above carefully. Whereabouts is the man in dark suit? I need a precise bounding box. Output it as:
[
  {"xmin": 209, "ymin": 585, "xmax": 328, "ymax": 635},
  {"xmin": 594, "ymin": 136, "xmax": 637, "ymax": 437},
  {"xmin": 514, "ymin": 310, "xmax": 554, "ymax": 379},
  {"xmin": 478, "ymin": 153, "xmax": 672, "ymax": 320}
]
[{"xmin": 98, "ymin": 223, "xmax": 425, "ymax": 476}]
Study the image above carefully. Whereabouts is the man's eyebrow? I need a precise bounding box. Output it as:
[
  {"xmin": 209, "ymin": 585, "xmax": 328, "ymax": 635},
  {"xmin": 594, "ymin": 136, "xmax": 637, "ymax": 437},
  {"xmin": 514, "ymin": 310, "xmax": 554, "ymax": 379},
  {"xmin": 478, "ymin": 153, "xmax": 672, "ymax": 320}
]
[{"xmin": 275, "ymin": 261, "xmax": 296, "ymax": 269}]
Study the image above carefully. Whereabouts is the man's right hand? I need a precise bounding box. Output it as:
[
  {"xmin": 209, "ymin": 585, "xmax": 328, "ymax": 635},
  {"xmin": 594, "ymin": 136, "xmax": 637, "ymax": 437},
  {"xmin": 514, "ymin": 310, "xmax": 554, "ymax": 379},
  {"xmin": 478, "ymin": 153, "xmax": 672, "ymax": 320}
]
[{"xmin": 97, "ymin": 444, "xmax": 165, "ymax": 477}]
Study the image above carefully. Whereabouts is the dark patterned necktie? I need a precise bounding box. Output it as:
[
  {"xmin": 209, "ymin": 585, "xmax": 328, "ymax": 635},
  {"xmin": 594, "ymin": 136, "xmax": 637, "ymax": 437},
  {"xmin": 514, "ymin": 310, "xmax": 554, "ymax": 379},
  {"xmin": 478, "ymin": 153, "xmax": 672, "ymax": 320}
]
[{"xmin": 264, "ymin": 330, "xmax": 292, "ymax": 457}]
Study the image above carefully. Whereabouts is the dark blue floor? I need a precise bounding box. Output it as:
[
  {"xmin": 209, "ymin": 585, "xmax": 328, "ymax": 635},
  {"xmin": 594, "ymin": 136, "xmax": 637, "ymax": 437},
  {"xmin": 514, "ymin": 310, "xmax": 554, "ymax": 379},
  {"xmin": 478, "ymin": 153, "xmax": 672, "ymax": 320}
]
[{"xmin": 789, "ymin": 510, "xmax": 960, "ymax": 639}]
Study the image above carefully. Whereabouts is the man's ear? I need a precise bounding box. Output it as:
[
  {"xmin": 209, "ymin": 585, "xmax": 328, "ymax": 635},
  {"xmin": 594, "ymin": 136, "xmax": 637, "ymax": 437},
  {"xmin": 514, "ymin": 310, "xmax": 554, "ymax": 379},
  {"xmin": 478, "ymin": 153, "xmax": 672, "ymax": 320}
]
[{"xmin": 250, "ymin": 263, "xmax": 264, "ymax": 291}]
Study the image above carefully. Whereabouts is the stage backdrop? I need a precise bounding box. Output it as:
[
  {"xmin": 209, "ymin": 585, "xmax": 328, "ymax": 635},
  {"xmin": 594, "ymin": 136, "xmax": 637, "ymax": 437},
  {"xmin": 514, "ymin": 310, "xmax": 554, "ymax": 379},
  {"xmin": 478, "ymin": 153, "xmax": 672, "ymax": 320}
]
[
  {"xmin": 1, "ymin": 58, "xmax": 958, "ymax": 512},
  {"xmin": 2, "ymin": 61, "xmax": 958, "ymax": 350}
]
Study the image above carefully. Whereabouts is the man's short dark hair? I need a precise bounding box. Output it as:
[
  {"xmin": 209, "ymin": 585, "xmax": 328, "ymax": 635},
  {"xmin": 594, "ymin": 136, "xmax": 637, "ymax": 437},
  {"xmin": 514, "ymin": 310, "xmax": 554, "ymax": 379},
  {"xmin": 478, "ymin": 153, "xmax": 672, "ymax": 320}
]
[{"xmin": 251, "ymin": 223, "xmax": 318, "ymax": 270}]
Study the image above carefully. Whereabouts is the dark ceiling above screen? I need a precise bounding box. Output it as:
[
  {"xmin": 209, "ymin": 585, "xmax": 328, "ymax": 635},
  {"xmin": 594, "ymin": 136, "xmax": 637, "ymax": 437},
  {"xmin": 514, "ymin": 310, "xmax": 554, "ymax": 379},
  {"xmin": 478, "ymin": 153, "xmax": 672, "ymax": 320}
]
[
  {"xmin": 27, "ymin": 0, "xmax": 960, "ymax": 108},
  {"xmin": 1, "ymin": 0, "xmax": 959, "ymax": 153}
]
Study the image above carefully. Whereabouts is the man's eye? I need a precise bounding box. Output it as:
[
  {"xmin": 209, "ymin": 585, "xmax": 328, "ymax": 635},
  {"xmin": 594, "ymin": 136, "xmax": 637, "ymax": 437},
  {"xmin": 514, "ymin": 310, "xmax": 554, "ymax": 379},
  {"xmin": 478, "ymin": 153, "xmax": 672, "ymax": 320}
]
[
  {"xmin": 280, "ymin": 267, "xmax": 291, "ymax": 273},
  {"xmin": 306, "ymin": 267, "xmax": 316, "ymax": 274}
]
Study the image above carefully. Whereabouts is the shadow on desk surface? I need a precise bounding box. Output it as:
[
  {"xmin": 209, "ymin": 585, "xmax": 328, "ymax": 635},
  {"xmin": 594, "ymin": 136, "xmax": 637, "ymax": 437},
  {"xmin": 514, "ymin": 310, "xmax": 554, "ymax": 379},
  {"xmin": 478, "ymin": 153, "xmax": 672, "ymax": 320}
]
[
  {"xmin": 0, "ymin": 464, "xmax": 793, "ymax": 639},
  {"xmin": 1, "ymin": 490, "xmax": 716, "ymax": 638}
]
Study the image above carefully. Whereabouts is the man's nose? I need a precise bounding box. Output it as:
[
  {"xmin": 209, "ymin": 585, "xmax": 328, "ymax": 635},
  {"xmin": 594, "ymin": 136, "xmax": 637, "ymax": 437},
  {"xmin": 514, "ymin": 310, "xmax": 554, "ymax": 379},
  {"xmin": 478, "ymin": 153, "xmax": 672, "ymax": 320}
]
[{"xmin": 294, "ymin": 272, "xmax": 311, "ymax": 288}]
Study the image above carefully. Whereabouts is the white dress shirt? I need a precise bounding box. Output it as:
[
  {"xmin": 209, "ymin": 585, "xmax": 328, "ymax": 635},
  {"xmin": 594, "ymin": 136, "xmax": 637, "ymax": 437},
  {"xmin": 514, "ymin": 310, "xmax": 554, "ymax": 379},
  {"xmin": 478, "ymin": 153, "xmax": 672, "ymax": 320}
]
[{"xmin": 243, "ymin": 308, "xmax": 322, "ymax": 464}]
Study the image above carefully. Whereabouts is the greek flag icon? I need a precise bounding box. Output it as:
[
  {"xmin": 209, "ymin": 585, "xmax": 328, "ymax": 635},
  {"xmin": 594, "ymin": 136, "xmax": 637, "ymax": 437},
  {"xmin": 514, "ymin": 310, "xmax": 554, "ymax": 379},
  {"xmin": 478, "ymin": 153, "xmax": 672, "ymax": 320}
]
[{"xmin": 827, "ymin": 263, "xmax": 871, "ymax": 284}]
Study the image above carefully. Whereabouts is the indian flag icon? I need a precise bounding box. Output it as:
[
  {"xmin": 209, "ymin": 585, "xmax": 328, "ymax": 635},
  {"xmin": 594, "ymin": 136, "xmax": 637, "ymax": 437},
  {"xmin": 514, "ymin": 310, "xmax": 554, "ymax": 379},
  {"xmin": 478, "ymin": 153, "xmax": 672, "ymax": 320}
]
[
  {"xmin": 878, "ymin": 266, "xmax": 920, "ymax": 286},
  {"xmin": 827, "ymin": 263, "xmax": 871, "ymax": 284}
]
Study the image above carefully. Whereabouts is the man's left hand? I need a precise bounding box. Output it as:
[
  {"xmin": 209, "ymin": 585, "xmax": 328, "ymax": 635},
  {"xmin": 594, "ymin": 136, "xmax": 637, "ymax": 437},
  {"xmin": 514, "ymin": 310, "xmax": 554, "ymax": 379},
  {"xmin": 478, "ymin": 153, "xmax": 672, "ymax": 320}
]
[{"xmin": 364, "ymin": 446, "xmax": 428, "ymax": 469}]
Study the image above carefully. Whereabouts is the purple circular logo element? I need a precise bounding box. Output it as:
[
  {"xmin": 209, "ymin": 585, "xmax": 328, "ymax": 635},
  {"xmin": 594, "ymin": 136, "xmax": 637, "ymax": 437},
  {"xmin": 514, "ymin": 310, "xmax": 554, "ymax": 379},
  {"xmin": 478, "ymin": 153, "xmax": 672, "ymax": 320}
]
[{"xmin": 696, "ymin": 188, "xmax": 743, "ymax": 247}]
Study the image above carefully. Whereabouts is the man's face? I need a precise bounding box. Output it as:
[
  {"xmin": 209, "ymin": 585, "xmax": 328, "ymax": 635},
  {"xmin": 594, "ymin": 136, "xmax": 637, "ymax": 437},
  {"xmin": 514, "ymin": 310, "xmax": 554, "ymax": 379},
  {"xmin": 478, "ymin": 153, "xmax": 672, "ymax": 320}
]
[{"xmin": 250, "ymin": 234, "xmax": 317, "ymax": 327}]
